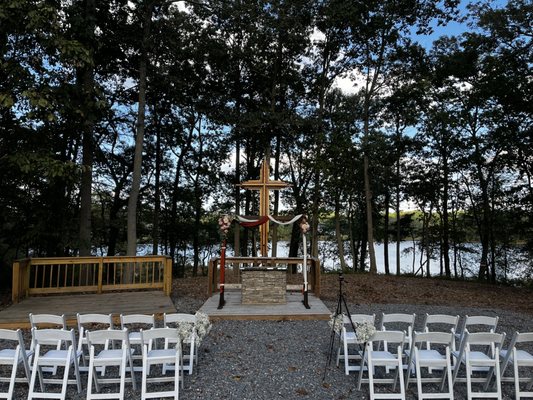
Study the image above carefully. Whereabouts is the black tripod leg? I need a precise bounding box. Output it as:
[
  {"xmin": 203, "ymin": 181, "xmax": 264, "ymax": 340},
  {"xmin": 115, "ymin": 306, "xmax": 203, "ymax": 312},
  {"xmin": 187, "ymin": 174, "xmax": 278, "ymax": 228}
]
[{"xmin": 323, "ymin": 292, "xmax": 343, "ymax": 381}]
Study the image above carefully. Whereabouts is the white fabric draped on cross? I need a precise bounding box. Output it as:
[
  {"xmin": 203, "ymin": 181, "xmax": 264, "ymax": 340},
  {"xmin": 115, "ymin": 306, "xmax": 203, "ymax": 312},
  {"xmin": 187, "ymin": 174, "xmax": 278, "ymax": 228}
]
[{"xmin": 234, "ymin": 214, "xmax": 309, "ymax": 292}]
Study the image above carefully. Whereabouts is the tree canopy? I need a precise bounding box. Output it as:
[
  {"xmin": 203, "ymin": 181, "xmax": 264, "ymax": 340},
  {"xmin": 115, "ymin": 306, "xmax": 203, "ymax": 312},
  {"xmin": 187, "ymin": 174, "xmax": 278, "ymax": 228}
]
[{"xmin": 0, "ymin": 0, "xmax": 531, "ymax": 284}]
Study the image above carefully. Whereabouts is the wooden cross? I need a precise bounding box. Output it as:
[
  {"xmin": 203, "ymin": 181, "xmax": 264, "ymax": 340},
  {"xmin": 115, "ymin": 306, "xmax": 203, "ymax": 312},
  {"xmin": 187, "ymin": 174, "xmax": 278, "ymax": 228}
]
[{"xmin": 240, "ymin": 157, "xmax": 290, "ymax": 257}]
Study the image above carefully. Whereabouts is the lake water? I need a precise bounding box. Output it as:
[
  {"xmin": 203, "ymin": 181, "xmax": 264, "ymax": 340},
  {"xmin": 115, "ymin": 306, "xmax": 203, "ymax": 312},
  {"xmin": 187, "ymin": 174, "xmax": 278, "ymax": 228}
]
[{"xmin": 132, "ymin": 240, "xmax": 528, "ymax": 279}]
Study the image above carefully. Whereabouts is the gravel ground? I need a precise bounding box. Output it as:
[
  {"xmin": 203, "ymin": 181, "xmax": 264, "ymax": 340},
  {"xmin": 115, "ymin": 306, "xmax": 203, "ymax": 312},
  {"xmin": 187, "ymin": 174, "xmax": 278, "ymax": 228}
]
[{"xmin": 1, "ymin": 297, "xmax": 532, "ymax": 399}]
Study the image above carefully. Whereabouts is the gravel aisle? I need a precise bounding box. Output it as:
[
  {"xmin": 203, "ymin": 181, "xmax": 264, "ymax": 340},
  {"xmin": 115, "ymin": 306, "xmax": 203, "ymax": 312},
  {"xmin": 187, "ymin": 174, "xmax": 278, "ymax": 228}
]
[{"xmin": 2, "ymin": 298, "xmax": 532, "ymax": 399}]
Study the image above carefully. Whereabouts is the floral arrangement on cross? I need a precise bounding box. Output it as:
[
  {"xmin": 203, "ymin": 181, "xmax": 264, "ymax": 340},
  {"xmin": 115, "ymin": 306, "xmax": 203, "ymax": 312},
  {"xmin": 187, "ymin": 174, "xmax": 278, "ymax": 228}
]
[{"xmin": 218, "ymin": 214, "xmax": 232, "ymax": 239}]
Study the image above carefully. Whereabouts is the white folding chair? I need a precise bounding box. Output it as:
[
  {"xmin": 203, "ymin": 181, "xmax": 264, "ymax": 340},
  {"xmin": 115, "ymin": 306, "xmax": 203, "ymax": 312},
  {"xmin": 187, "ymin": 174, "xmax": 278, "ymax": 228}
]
[
  {"xmin": 77, "ymin": 313, "xmax": 114, "ymax": 375},
  {"xmin": 357, "ymin": 330, "xmax": 406, "ymax": 400},
  {"xmin": 452, "ymin": 330, "xmax": 505, "ymax": 400},
  {"xmin": 29, "ymin": 313, "xmax": 67, "ymax": 375},
  {"xmin": 27, "ymin": 328, "xmax": 82, "ymax": 400},
  {"xmin": 380, "ymin": 313, "xmax": 416, "ymax": 372},
  {"xmin": 422, "ymin": 314, "xmax": 460, "ymax": 373},
  {"xmin": 86, "ymin": 328, "xmax": 137, "ymax": 400},
  {"xmin": 499, "ymin": 331, "xmax": 533, "ymax": 399},
  {"xmin": 120, "ymin": 314, "xmax": 155, "ymax": 372},
  {"xmin": 0, "ymin": 329, "xmax": 33, "ymax": 400},
  {"xmin": 140, "ymin": 328, "xmax": 182, "ymax": 400},
  {"xmin": 163, "ymin": 313, "xmax": 197, "ymax": 375},
  {"xmin": 455, "ymin": 315, "xmax": 498, "ymax": 348},
  {"xmin": 406, "ymin": 331, "xmax": 454, "ymax": 400},
  {"xmin": 336, "ymin": 314, "xmax": 375, "ymax": 375}
]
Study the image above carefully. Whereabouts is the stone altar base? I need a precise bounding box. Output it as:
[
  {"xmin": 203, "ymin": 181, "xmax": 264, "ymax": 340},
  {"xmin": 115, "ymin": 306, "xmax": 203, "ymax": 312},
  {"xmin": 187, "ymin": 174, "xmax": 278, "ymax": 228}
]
[{"xmin": 241, "ymin": 268, "xmax": 286, "ymax": 304}]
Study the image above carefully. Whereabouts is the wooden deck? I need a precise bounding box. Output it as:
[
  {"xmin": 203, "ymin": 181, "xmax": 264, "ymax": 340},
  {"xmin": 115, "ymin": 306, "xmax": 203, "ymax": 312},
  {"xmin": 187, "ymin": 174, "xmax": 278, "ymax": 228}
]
[
  {"xmin": 0, "ymin": 291, "xmax": 176, "ymax": 329},
  {"xmin": 198, "ymin": 290, "xmax": 331, "ymax": 321}
]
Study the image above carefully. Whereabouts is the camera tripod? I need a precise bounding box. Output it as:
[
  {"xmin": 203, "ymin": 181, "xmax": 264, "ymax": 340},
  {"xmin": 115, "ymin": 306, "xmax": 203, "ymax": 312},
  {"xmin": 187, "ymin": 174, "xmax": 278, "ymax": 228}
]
[{"xmin": 323, "ymin": 272, "xmax": 362, "ymax": 381}]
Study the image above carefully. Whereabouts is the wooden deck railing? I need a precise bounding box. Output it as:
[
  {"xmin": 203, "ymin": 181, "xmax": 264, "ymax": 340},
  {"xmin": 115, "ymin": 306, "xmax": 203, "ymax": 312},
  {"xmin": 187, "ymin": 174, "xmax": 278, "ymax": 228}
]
[
  {"xmin": 207, "ymin": 257, "xmax": 321, "ymax": 297},
  {"xmin": 12, "ymin": 256, "xmax": 173, "ymax": 303}
]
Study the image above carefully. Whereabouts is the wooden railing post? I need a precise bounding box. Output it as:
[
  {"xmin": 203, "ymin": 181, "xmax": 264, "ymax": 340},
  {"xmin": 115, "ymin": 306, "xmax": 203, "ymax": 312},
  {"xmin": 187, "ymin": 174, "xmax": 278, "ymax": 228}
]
[
  {"xmin": 12, "ymin": 261, "xmax": 20, "ymax": 303},
  {"xmin": 97, "ymin": 257, "xmax": 104, "ymax": 293},
  {"xmin": 313, "ymin": 258, "xmax": 321, "ymax": 297},
  {"xmin": 164, "ymin": 257, "xmax": 172, "ymax": 296}
]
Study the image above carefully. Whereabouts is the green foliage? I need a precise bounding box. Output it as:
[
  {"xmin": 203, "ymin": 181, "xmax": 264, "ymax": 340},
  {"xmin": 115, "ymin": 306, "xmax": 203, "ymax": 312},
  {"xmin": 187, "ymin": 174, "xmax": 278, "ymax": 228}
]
[{"xmin": 0, "ymin": 0, "xmax": 531, "ymax": 286}]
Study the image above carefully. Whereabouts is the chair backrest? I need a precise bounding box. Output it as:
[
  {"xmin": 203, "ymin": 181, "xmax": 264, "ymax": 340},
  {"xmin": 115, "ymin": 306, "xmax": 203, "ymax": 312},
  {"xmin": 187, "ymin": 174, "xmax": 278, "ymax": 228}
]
[
  {"xmin": 413, "ymin": 331, "xmax": 454, "ymax": 347},
  {"xmin": 381, "ymin": 313, "xmax": 416, "ymax": 327},
  {"xmin": 0, "ymin": 328, "xmax": 24, "ymax": 343},
  {"xmin": 422, "ymin": 314, "xmax": 460, "ymax": 332},
  {"xmin": 463, "ymin": 330, "xmax": 506, "ymax": 357},
  {"xmin": 77, "ymin": 313, "xmax": 114, "ymax": 327},
  {"xmin": 164, "ymin": 313, "xmax": 195, "ymax": 326},
  {"xmin": 369, "ymin": 330, "xmax": 406, "ymax": 346},
  {"xmin": 86, "ymin": 328, "xmax": 130, "ymax": 346},
  {"xmin": 140, "ymin": 327, "xmax": 180, "ymax": 343},
  {"xmin": 121, "ymin": 314, "xmax": 155, "ymax": 328},
  {"xmin": 513, "ymin": 331, "xmax": 533, "ymax": 344},
  {"xmin": 32, "ymin": 328, "xmax": 76, "ymax": 348},
  {"xmin": 29, "ymin": 313, "xmax": 67, "ymax": 329},
  {"xmin": 344, "ymin": 314, "xmax": 375, "ymax": 325},
  {"xmin": 462, "ymin": 315, "xmax": 498, "ymax": 333}
]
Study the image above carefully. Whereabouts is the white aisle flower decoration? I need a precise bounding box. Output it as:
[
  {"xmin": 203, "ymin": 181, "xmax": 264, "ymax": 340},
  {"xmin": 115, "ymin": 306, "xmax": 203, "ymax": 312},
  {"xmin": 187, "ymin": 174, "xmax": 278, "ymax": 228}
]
[
  {"xmin": 328, "ymin": 313, "xmax": 344, "ymax": 334},
  {"xmin": 194, "ymin": 312, "xmax": 212, "ymax": 345},
  {"xmin": 355, "ymin": 321, "xmax": 376, "ymax": 343}
]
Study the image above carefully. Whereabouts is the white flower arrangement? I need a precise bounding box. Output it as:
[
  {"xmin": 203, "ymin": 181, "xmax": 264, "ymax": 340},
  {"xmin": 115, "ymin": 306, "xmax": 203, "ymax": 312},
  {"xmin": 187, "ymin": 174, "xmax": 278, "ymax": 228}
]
[
  {"xmin": 176, "ymin": 321, "xmax": 194, "ymax": 342},
  {"xmin": 328, "ymin": 313, "xmax": 344, "ymax": 334},
  {"xmin": 194, "ymin": 311, "xmax": 212, "ymax": 345},
  {"xmin": 355, "ymin": 321, "xmax": 376, "ymax": 343}
]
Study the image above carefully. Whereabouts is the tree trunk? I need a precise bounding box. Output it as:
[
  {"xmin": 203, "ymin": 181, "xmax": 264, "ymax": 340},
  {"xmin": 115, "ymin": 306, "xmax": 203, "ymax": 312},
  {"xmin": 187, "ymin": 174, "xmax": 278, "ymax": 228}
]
[
  {"xmin": 127, "ymin": 1, "xmax": 153, "ymax": 260},
  {"xmin": 152, "ymin": 110, "xmax": 161, "ymax": 255},
  {"xmin": 383, "ymin": 183, "xmax": 390, "ymax": 275},
  {"xmin": 334, "ymin": 195, "xmax": 347, "ymax": 271},
  {"xmin": 442, "ymin": 151, "xmax": 451, "ymax": 277},
  {"xmin": 77, "ymin": 0, "xmax": 96, "ymax": 256}
]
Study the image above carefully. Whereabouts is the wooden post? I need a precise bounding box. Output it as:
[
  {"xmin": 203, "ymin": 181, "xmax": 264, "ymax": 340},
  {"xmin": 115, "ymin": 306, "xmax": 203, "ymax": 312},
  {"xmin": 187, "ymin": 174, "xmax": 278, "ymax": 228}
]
[
  {"xmin": 164, "ymin": 257, "xmax": 172, "ymax": 296},
  {"xmin": 313, "ymin": 258, "xmax": 321, "ymax": 297},
  {"xmin": 217, "ymin": 239, "xmax": 227, "ymax": 309},
  {"xmin": 12, "ymin": 261, "xmax": 20, "ymax": 303},
  {"xmin": 97, "ymin": 257, "xmax": 104, "ymax": 294}
]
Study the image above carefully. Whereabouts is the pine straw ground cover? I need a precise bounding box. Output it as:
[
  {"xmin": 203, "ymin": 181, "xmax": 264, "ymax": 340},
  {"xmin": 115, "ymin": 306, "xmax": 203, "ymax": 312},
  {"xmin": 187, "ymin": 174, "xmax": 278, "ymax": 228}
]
[{"xmin": 173, "ymin": 272, "xmax": 533, "ymax": 315}]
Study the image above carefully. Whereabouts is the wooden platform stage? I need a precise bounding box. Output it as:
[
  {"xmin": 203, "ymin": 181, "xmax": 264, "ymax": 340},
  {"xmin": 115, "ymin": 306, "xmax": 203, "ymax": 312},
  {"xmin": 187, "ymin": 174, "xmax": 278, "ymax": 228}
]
[
  {"xmin": 199, "ymin": 290, "xmax": 331, "ymax": 321},
  {"xmin": 0, "ymin": 291, "xmax": 177, "ymax": 329}
]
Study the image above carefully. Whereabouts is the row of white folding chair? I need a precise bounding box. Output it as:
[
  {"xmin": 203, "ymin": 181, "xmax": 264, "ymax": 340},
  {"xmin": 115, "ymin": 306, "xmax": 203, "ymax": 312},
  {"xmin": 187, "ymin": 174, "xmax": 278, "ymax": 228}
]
[
  {"xmin": 31, "ymin": 312, "xmax": 197, "ymax": 377},
  {"xmin": 357, "ymin": 329, "xmax": 505, "ymax": 400},
  {"xmin": 337, "ymin": 312, "xmax": 500, "ymax": 375},
  {"xmin": 22, "ymin": 326, "xmax": 181, "ymax": 400},
  {"xmin": 0, "ymin": 329, "xmax": 33, "ymax": 400}
]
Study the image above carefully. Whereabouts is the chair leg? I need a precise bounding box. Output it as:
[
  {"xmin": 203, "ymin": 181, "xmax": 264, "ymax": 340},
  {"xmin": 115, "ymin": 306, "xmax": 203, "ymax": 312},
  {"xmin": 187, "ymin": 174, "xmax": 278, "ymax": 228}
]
[
  {"xmin": 466, "ymin": 357, "xmax": 473, "ymax": 400},
  {"xmin": 174, "ymin": 352, "xmax": 180, "ymax": 400},
  {"xmin": 59, "ymin": 347, "xmax": 72, "ymax": 400},
  {"xmin": 343, "ymin": 339, "xmax": 350, "ymax": 375},
  {"xmin": 397, "ymin": 355, "xmax": 406, "ymax": 400},
  {"xmin": 368, "ymin": 353, "xmax": 375, "ymax": 400},
  {"xmin": 141, "ymin": 353, "xmax": 148, "ymax": 400},
  {"xmin": 4, "ymin": 350, "xmax": 19, "ymax": 400}
]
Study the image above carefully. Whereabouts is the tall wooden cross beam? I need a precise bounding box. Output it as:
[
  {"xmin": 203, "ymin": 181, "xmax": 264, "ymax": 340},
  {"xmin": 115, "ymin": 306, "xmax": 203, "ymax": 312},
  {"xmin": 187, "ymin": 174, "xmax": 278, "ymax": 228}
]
[{"xmin": 240, "ymin": 157, "xmax": 290, "ymax": 257}]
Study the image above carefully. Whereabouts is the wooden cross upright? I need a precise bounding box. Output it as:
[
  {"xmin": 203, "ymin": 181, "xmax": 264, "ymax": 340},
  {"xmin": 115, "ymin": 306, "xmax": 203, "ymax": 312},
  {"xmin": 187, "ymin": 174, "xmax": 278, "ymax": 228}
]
[{"xmin": 240, "ymin": 157, "xmax": 290, "ymax": 257}]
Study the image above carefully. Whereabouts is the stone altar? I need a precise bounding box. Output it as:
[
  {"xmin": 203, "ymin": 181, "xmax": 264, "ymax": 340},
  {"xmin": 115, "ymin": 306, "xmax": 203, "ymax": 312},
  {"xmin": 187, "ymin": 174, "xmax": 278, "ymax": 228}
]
[{"xmin": 241, "ymin": 268, "xmax": 286, "ymax": 304}]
